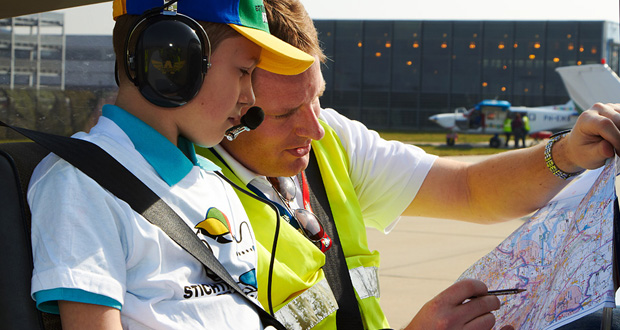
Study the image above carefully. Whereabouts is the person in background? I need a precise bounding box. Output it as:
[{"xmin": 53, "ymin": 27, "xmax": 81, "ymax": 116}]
[
  {"xmin": 511, "ymin": 113, "xmax": 524, "ymax": 148},
  {"xmin": 522, "ymin": 113, "xmax": 531, "ymax": 147},
  {"xmin": 503, "ymin": 115, "xmax": 512, "ymax": 147},
  {"xmin": 27, "ymin": 0, "xmax": 314, "ymax": 328}
]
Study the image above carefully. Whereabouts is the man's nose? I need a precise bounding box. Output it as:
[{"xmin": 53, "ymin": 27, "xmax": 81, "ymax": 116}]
[{"xmin": 295, "ymin": 107, "xmax": 325, "ymax": 141}]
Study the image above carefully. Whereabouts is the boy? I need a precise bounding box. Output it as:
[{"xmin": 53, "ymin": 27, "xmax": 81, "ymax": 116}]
[{"xmin": 27, "ymin": 0, "xmax": 314, "ymax": 328}]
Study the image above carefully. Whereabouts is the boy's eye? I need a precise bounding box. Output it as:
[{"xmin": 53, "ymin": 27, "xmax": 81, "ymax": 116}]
[{"xmin": 240, "ymin": 68, "xmax": 250, "ymax": 76}]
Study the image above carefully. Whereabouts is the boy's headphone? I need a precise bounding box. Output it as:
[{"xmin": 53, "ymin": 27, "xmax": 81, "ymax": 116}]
[{"xmin": 124, "ymin": 2, "xmax": 211, "ymax": 108}]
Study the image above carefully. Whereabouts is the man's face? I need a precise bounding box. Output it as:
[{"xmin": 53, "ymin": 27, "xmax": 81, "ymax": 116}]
[{"xmin": 220, "ymin": 59, "xmax": 326, "ymax": 177}]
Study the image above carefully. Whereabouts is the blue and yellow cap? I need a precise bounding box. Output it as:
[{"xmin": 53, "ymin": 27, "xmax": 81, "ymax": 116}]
[{"xmin": 113, "ymin": 0, "xmax": 314, "ymax": 75}]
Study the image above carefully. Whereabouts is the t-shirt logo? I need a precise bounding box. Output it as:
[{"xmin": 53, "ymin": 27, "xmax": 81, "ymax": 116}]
[{"xmin": 195, "ymin": 207, "xmax": 232, "ymax": 243}]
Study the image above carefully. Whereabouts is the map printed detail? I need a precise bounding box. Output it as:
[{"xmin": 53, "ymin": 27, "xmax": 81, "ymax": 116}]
[{"xmin": 459, "ymin": 157, "xmax": 618, "ymax": 330}]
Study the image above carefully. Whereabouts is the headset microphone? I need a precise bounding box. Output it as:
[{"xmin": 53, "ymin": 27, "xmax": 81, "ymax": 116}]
[{"xmin": 225, "ymin": 107, "xmax": 265, "ymax": 141}]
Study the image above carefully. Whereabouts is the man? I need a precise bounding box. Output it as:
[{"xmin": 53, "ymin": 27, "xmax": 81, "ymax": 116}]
[
  {"xmin": 503, "ymin": 115, "xmax": 512, "ymax": 147},
  {"xmin": 202, "ymin": 0, "xmax": 620, "ymax": 329},
  {"xmin": 511, "ymin": 113, "xmax": 525, "ymax": 148},
  {"xmin": 28, "ymin": 0, "xmax": 314, "ymax": 328},
  {"xmin": 522, "ymin": 113, "xmax": 531, "ymax": 147}
]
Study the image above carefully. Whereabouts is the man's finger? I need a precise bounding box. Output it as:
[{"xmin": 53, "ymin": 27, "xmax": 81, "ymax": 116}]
[
  {"xmin": 438, "ymin": 279, "xmax": 489, "ymax": 306},
  {"xmin": 581, "ymin": 104, "xmax": 620, "ymax": 146},
  {"xmin": 459, "ymin": 295, "xmax": 501, "ymax": 318},
  {"xmin": 462, "ymin": 312, "xmax": 496, "ymax": 330}
]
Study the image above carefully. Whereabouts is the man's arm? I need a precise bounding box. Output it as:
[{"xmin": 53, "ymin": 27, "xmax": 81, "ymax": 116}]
[
  {"xmin": 405, "ymin": 103, "xmax": 620, "ymax": 223},
  {"xmin": 59, "ymin": 301, "xmax": 122, "ymax": 330}
]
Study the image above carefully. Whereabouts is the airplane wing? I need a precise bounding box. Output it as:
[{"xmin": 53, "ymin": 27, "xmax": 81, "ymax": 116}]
[
  {"xmin": 555, "ymin": 64, "xmax": 620, "ymax": 112},
  {"xmin": 2, "ymin": 0, "xmax": 109, "ymax": 19}
]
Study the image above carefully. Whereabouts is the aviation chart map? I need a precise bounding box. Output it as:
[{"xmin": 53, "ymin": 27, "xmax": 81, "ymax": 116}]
[{"xmin": 459, "ymin": 157, "xmax": 618, "ymax": 330}]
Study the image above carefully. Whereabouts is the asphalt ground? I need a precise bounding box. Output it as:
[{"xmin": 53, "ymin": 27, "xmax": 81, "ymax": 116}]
[
  {"xmin": 367, "ymin": 214, "xmax": 524, "ymax": 329},
  {"xmin": 366, "ymin": 154, "xmax": 525, "ymax": 329}
]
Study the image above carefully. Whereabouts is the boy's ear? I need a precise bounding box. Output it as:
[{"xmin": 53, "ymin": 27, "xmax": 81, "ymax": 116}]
[{"xmin": 124, "ymin": 12, "xmax": 211, "ymax": 108}]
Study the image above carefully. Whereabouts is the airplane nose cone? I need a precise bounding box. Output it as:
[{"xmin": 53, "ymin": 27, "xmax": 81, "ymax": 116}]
[{"xmin": 429, "ymin": 115, "xmax": 438, "ymax": 122}]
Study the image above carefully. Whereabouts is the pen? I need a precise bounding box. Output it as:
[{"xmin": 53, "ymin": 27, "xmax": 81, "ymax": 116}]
[
  {"xmin": 487, "ymin": 288, "xmax": 526, "ymax": 296},
  {"xmin": 469, "ymin": 288, "xmax": 526, "ymax": 299}
]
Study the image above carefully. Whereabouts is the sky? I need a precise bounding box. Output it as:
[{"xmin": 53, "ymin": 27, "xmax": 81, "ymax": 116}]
[{"xmin": 56, "ymin": 0, "xmax": 620, "ymax": 35}]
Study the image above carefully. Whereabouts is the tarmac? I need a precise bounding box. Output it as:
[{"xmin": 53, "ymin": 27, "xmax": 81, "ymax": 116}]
[{"xmin": 365, "ymin": 153, "xmax": 528, "ymax": 329}]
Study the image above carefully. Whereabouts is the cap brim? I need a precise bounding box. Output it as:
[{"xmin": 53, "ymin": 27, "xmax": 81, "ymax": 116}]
[{"xmin": 229, "ymin": 24, "xmax": 314, "ymax": 76}]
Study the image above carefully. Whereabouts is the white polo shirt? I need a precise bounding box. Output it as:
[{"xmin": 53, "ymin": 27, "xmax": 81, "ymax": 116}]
[
  {"xmin": 28, "ymin": 104, "xmax": 262, "ymax": 329},
  {"xmin": 319, "ymin": 108, "xmax": 437, "ymax": 232}
]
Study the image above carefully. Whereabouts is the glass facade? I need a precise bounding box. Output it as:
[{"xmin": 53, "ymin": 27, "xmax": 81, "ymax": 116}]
[
  {"xmin": 390, "ymin": 21, "xmax": 422, "ymax": 127},
  {"xmin": 314, "ymin": 20, "xmax": 618, "ymax": 131},
  {"xmin": 331, "ymin": 21, "xmax": 363, "ymax": 120}
]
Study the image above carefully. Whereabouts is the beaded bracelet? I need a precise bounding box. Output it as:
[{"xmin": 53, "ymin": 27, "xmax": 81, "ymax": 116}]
[{"xmin": 544, "ymin": 129, "xmax": 585, "ymax": 180}]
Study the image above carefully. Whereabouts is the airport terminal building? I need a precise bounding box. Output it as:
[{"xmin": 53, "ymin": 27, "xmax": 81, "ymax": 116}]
[
  {"xmin": 314, "ymin": 20, "xmax": 620, "ymax": 130},
  {"xmin": 1, "ymin": 15, "xmax": 619, "ymax": 131}
]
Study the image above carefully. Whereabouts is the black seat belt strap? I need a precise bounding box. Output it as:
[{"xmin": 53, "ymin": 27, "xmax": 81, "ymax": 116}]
[
  {"xmin": 0, "ymin": 122, "xmax": 285, "ymax": 330},
  {"xmin": 304, "ymin": 150, "xmax": 365, "ymax": 330}
]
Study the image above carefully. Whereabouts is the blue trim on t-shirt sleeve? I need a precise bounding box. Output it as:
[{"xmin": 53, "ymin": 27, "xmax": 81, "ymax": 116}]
[{"xmin": 34, "ymin": 288, "xmax": 122, "ymax": 314}]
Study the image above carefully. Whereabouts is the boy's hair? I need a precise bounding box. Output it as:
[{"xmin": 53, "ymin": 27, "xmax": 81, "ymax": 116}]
[
  {"xmin": 262, "ymin": 0, "xmax": 326, "ymax": 63},
  {"xmin": 113, "ymin": 14, "xmax": 240, "ymax": 83}
]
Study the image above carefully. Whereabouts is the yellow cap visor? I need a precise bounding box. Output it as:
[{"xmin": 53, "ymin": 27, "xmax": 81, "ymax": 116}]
[{"xmin": 229, "ymin": 24, "xmax": 314, "ymax": 76}]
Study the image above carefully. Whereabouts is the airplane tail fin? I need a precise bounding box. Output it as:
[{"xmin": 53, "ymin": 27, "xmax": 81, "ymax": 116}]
[{"xmin": 555, "ymin": 64, "xmax": 620, "ymax": 113}]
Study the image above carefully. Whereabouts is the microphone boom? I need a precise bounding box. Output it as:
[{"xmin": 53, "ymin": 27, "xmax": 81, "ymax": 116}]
[{"xmin": 225, "ymin": 106, "xmax": 264, "ymax": 141}]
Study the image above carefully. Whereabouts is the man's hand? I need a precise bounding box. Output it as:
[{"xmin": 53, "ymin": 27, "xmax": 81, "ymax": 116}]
[
  {"xmin": 403, "ymin": 279, "xmax": 514, "ymax": 330},
  {"xmin": 559, "ymin": 103, "xmax": 620, "ymax": 172}
]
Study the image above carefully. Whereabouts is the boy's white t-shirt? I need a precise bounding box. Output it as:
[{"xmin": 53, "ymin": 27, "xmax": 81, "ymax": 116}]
[{"xmin": 28, "ymin": 105, "xmax": 263, "ymax": 329}]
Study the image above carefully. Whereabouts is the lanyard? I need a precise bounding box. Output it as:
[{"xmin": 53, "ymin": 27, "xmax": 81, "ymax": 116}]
[
  {"xmin": 300, "ymin": 171, "xmax": 313, "ymax": 213},
  {"xmin": 299, "ymin": 171, "xmax": 332, "ymax": 253},
  {"xmin": 246, "ymin": 183, "xmax": 302, "ymax": 231}
]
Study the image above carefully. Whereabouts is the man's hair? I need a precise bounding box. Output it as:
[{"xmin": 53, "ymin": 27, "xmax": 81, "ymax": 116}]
[
  {"xmin": 263, "ymin": 0, "xmax": 326, "ymax": 63},
  {"xmin": 113, "ymin": 14, "xmax": 239, "ymax": 83}
]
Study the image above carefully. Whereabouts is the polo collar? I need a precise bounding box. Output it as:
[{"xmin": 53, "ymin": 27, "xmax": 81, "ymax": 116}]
[
  {"xmin": 212, "ymin": 144, "xmax": 262, "ymax": 186},
  {"xmin": 102, "ymin": 104, "xmax": 220, "ymax": 186}
]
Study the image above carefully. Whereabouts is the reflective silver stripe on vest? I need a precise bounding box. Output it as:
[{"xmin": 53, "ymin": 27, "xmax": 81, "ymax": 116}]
[
  {"xmin": 349, "ymin": 266, "xmax": 380, "ymax": 299},
  {"xmin": 274, "ymin": 279, "xmax": 338, "ymax": 330}
]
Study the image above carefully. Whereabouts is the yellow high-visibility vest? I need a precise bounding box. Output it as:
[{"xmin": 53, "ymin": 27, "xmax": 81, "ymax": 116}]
[
  {"xmin": 503, "ymin": 118, "xmax": 512, "ymax": 133},
  {"xmin": 203, "ymin": 120, "xmax": 388, "ymax": 329},
  {"xmin": 523, "ymin": 115, "xmax": 530, "ymax": 131}
]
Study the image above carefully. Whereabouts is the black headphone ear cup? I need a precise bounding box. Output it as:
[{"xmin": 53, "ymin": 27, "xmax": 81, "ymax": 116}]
[{"xmin": 124, "ymin": 13, "xmax": 210, "ymax": 108}]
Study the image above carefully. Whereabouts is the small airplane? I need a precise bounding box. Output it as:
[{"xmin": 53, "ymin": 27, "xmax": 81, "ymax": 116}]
[
  {"xmin": 428, "ymin": 99, "xmax": 579, "ymax": 147},
  {"xmin": 428, "ymin": 64, "xmax": 620, "ymax": 148}
]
